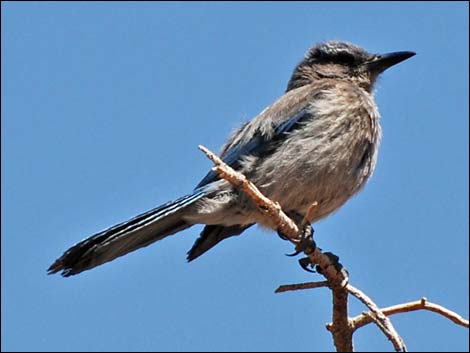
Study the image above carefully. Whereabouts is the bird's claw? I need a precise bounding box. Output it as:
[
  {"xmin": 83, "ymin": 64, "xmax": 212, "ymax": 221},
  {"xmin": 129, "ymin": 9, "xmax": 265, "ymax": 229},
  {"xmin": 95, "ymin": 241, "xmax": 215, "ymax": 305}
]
[
  {"xmin": 299, "ymin": 257, "xmax": 316, "ymax": 273},
  {"xmin": 313, "ymin": 251, "xmax": 346, "ymax": 278},
  {"xmin": 295, "ymin": 231, "xmax": 316, "ymax": 254},
  {"xmin": 277, "ymin": 230, "xmax": 290, "ymax": 241},
  {"xmin": 283, "ymin": 221, "xmax": 316, "ymax": 257},
  {"xmin": 282, "ymin": 220, "xmax": 320, "ymax": 275},
  {"xmin": 285, "ymin": 249, "xmax": 302, "ymax": 257},
  {"xmin": 291, "ymin": 223, "xmax": 345, "ymax": 276},
  {"xmin": 298, "ymin": 251, "xmax": 345, "ymax": 275}
]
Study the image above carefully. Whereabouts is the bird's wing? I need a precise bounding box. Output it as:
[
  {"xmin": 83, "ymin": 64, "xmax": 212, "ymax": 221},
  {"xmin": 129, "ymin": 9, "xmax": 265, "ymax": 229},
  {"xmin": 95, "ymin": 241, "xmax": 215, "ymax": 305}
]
[
  {"xmin": 196, "ymin": 86, "xmax": 316, "ymax": 188},
  {"xmin": 195, "ymin": 109, "xmax": 308, "ymax": 188}
]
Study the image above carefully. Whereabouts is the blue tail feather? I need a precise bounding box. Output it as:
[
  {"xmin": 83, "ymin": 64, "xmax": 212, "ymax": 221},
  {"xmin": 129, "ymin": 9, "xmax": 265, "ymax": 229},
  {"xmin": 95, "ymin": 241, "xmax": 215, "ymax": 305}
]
[{"xmin": 48, "ymin": 188, "xmax": 208, "ymax": 277}]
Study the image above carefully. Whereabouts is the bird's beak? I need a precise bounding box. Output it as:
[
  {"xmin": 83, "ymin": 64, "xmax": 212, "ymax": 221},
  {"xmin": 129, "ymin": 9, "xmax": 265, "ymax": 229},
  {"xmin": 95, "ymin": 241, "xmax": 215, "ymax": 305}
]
[{"xmin": 365, "ymin": 51, "xmax": 416, "ymax": 73}]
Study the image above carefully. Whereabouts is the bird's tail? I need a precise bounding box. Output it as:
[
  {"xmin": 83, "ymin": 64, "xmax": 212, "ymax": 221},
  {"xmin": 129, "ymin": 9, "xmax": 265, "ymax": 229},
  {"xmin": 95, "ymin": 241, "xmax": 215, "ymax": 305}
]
[{"xmin": 48, "ymin": 188, "xmax": 208, "ymax": 277}]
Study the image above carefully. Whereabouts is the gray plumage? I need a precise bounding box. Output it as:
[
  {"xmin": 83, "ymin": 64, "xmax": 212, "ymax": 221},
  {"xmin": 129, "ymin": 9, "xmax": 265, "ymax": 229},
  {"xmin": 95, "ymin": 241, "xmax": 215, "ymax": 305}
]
[{"xmin": 48, "ymin": 40, "xmax": 415, "ymax": 277}]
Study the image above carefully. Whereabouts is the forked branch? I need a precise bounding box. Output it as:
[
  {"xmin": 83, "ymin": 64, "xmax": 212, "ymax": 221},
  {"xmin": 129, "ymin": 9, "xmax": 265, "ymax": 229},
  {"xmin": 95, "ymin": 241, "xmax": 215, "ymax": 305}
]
[{"xmin": 198, "ymin": 144, "xmax": 468, "ymax": 352}]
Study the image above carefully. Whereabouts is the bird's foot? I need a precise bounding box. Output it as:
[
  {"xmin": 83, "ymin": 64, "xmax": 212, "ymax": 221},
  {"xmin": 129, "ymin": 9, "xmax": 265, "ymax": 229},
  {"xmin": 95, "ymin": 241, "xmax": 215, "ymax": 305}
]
[
  {"xmin": 281, "ymin": 219, "xmax": 321, "ymax": 274},
  {"xmin": 278, "ymin": 211, "xmax": 310, "ymax": 244},
  {"xmin": 298, "ymin": 256, "xmax": 317, "ymax": 273},
  {"xmin": 299, "ymin": 251, "xmax": 346, "ymax": 277},
  {"xmin": 276, "ymin": 230, "xmax": 290, "ymax": 241},
  {"xmin": 279, "ymin": 213, "xmax": 346, "ymax": 276},
  {"xmin": 295, "ymin": 223, "xmax": 318, "ymax": 273}
]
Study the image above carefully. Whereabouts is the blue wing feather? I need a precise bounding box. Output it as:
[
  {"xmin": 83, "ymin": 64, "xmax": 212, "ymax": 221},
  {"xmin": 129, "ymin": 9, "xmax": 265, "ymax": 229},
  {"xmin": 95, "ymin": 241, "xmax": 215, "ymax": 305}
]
[{"xmin": 196, "ymin": 109, "xmax": 309, "ymax": 188}]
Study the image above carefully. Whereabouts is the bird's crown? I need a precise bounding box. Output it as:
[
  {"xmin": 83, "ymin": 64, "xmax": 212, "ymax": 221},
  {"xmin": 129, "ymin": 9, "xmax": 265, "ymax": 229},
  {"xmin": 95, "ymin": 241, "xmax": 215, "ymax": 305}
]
[{"xmin": 305, "ymin": 41, "xmax": 371, "ymax": 66}]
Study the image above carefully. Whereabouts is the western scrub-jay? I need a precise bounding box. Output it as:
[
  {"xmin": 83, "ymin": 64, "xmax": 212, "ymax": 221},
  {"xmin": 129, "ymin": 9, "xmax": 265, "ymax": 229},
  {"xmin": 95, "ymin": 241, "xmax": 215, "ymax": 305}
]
[{"xmin": 48, "ymin": 40, "xmax": 415, "ymax": 277}]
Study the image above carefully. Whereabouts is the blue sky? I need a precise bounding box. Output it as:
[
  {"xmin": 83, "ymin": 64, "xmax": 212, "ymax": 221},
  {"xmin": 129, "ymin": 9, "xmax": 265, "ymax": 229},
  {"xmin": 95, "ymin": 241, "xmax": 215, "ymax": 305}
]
[{"xmin": 2, "ymin": 2, "xmax": 468, "ymax": 352}]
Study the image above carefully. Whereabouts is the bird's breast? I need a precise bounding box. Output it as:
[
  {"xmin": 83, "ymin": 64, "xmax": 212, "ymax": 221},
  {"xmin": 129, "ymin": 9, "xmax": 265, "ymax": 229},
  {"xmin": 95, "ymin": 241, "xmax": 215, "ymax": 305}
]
[{"xmin": 254, "ymin": 85, "xmax": 381, "ymax": 222}]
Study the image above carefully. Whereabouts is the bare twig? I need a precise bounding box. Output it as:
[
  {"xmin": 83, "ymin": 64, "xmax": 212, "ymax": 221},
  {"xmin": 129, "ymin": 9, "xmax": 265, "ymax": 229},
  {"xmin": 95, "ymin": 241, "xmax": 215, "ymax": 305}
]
[
  {"xmin": 199, "ymin": 145, "xmax": 352, "ymax": 351},
  {"xmin": 199, "ymin": 145, "xmax": 407, "ymax": 352},
  {"xmin": 275, "ymin": 280, "xmax": 329, "ymax": 293},
  {"xmin": 199, "ymin": 145, "xmax": 469, "ymax": 351},
  {"xmin": 198, "ymin": 145, "xmax": 348, "ymax": 289},
  {"xmin": 347, "ymin": 284, "xmax": 406, "ymax": 352},
  {"xmin": 351, "ymin": 297, "xmax": 469, "ymax": 330}
]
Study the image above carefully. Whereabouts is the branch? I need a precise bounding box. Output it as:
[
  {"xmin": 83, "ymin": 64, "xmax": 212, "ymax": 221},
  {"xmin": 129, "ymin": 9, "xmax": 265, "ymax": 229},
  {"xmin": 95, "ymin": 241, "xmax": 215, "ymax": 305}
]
[
  {"xmin": 198, "ymin": 145, "xmax": 347, "ymax": 285},
  {"xmin": 347, "ymin": 284, "xmax": 406, "ymax": 352},
  {"xmin": 275, "ymin": 280, "xmax": 329, "ymax": 293},
  {"xmin": 198, "ymin": 145, "xmax": 352, "ymax": 351},
  {"xmin": 199, "ymin": 145, "xmax": 469, "ymax": 352},
  {"xmin": 351, "ymin": 297, "xmax": 469, "ymax": 330}
]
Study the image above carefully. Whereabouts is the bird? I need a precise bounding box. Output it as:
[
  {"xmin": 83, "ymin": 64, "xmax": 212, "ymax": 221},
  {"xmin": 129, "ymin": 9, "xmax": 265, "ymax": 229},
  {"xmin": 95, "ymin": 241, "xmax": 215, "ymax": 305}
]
[{"xmin": 48, "ymin": 40, "xmax": 415, "ymax": 277}]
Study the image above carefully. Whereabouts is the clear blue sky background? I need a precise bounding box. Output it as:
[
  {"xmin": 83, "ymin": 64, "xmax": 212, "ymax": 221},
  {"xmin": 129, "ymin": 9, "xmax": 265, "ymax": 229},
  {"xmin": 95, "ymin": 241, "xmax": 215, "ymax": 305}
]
[{"xmin": 2, "ymin": 2, "xmax": 468, "ymax": 352}]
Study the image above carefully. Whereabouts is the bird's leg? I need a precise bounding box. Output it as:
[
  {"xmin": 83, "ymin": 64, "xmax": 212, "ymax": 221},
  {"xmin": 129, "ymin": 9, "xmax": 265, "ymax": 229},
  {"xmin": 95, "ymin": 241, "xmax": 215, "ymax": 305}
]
[
  {"xmin": 280, "ymin": 212, "xmax": 344, "ymax": 274},
  {"xmin": 278, "ymin": 212, "xmax": 317, "ymax": 272},
  {"xmin": 276, "ymin": 229, "xmax": 290, "ymax": 241},
  {"xmin": 285, "ymin": 220, "xmax": 316, "ymax": 256},
  {"xmin": 278, "ymin": 211, "xmax": 310, "ymax": 249},
  {"xmin": 295, "ymin": 221, "xmax": 319, "ymax": 273},
  {"xmin": 298, "ymin": 242, "xmax": 346, "ymax": 275},
  {"xmin": 314, "ymin": 252, "xmax": 346, "ymax": 277}
]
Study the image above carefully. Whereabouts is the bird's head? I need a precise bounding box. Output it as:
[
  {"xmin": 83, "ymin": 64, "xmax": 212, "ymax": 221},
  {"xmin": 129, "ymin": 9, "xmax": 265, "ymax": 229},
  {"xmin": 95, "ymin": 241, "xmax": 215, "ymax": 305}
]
[{"xmin": 286, "ymin": 40, "xmax": 415, "ymax": 92}]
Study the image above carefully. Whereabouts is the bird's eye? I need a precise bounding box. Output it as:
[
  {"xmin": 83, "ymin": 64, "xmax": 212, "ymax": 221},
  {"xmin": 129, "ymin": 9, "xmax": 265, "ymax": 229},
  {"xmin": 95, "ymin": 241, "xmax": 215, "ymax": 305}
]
[{"xmin": 335, "ymin": 52, "xmax": 356, "ymax": 65}]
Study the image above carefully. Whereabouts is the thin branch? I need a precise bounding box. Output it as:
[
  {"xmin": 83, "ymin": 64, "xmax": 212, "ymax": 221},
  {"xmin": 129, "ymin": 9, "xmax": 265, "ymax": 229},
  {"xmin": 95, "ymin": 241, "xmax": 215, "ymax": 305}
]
[
  {"xmin": 347, "ymin": 284, "xmax": 406, "ymax": 352},
  {"xmin": 275, "ymin": 280, "xmax": 329, "ymax": 293},
  {"xmin": 198, "ymin": 144, "xmax": 352, "ymax": 351},
  {"xmin": 199, "ymin": 144, "xmax": 469, "ymax": 352},
  {"xmin": 198, "ymin": 145, "xmax": 348, "ymax": 288},
  {"xmin": 351, "ymin": 297, "xmax": 469, "ymax": 330}
]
